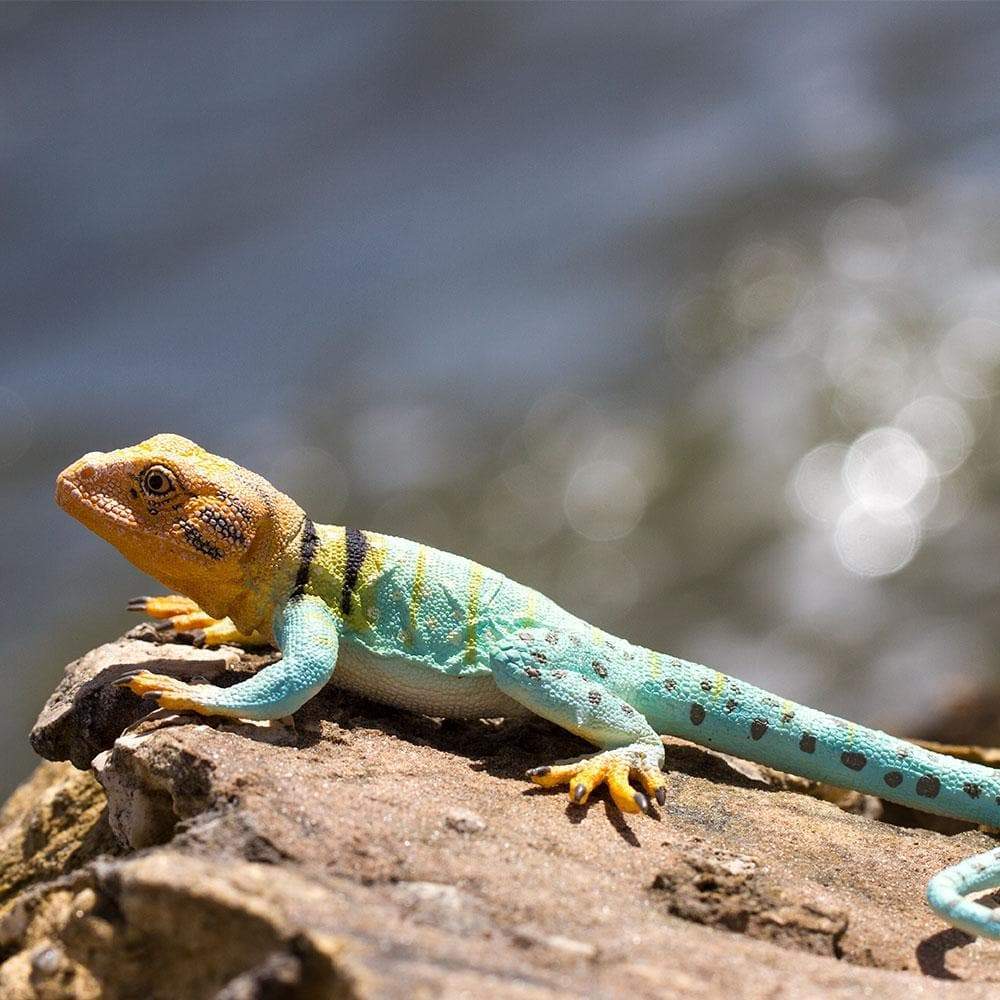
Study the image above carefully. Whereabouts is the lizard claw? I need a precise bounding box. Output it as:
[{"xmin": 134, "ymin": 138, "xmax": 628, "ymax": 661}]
[
  {"xmin": 527, "ymin": 747, "xmax": 666, "ymax": 814},
  {"xmin": 128, "ymin": 594, "xmax": 201, "ymax": 618},
  {"xmin": 111, "ymin": 668, "xmax": 148, "ymax": 688},
  {"xmin": 113, "ymin": 669, "xmax": 204, "ymax": 712}
]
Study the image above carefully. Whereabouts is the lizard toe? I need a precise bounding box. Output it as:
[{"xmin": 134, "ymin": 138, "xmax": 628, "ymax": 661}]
[
  {"xmin": 119, "ymin": 669, "xmax": 203, "ymax": 712},
  {"xmin": 128, "ymin": 594, "xmax": 201, "ymax": 619},
  {"xmin": 526, "ymin": 746, "xmax": 665, "ymax": 814},
  {"xmin": 635, "ymin": 767, "xmax": 669, "ymax": 808}
]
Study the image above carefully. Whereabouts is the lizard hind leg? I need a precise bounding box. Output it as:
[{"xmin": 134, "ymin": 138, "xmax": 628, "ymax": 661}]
[{"xmin": 488, "ymin": 630, "xmax": 666, "ymax": 814}]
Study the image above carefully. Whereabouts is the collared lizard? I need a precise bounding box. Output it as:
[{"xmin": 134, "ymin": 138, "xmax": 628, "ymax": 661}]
[{"xmin": 55, "ymin": 433, "xmax": 1000, "ymax": 939}]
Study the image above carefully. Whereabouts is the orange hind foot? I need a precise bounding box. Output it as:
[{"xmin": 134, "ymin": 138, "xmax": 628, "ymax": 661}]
[{"xmin": 527, "ymin": 747, "xmax": 667, "ymax": 814}]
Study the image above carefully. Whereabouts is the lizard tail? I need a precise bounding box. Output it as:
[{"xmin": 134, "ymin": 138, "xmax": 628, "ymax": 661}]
[
  {"xmin": 645, "ymin": 658, "xmax": 1000, "ymax": 937},
  {"xmin": 927, "ymin": 847, "xmax": 1000, "ymax": 939},
  {"xmin": 651, "ymin": 662, "xmax": 1000, "ymax": 826}
]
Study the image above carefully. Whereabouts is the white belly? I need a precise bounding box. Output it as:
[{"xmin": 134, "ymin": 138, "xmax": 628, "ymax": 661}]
[{"xmin": 331, "ymin": 643, "xmax": 530, "ymax": 720}]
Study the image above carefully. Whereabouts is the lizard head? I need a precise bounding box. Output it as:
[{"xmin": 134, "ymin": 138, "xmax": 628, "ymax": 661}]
[{"xmin": 56, "ymin": 433, "xmax": 305, "ymax": 626}]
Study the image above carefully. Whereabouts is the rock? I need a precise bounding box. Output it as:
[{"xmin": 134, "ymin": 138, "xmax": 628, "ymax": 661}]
[
  {"xmin": 650, "ymin": 835, "xmax": 848, "ymax": 957},
  {"xmin": 3, "ymin": 633, "xmax": 1000, "ymax": 996},
  {"xmin": 444, "ymin": 807, "xmax": 487, "ymax": 834},
  {"xmin": 0, "ymin": 761, "xmax": 120, "ymax": 904},
  {"xmin": 29, "ymin": 630, "xmax": 278, "ymax": 770}
]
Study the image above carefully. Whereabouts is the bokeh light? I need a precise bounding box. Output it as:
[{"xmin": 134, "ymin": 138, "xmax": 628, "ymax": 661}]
[
  {"xmin": 834, "ymin": 504, "xmax": 921, "ymax": 578},
  {"xmin": 894, "ymin": 396, "xmax": 974, "ymax": 476},
  {"xmin": 790, "ymin": 443, "xmax": 850, "ymax": 524},
  {"xmin": 843, "ymin": 428, "xmax": 929, "ymax": 514},
  {"xmin": 564, "ymin": 459, "xmax": 647, "ymax": 542}
]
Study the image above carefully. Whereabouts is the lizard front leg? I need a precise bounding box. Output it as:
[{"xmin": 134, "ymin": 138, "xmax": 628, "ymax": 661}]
[
  {"xmin": 118, "ymin": 595, "xmax": 338, "ymax": 720},
  {"xmin": 487, "ymin": 629, "xmax": 666, "ymax": 814},
  {"xmin": 128, "ymin": 594, "xmax": 263, "ymax": 646}
]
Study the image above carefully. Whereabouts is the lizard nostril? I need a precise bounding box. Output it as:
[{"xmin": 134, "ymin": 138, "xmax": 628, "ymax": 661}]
[{"xmin": 71, "ymin": 452, "xmax": 105, "ymax": 480}]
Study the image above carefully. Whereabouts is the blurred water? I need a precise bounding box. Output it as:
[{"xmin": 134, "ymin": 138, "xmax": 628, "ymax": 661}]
[{"xmin": 2, "ymin": 3, "xmax": 1000, "ymax": 796}]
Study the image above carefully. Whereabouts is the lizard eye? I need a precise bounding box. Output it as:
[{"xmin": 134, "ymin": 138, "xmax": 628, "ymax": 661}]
[{"xmin": 141, "ymin": 465, "xmax": 176, "ymax": 497}]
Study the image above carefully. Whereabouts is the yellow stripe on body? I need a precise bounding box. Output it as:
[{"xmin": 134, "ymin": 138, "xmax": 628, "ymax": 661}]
[
  {"xmin": 464, "ymin": 563, "xmax": 485, "ymax": 664},
  {"xmin": 647, "ymin": 649, "xmax": 663, "ymax": 679},
  {"xmin": 711, "ymin": 670, "xmax": 726, "ymax": 700},
  {"xmin": 405, "ymin": 545, "xmax": 428, "ymax": 646},
  {"xmin": 521, "ymin": 588, "xmax": 538, "ymax": 627}
]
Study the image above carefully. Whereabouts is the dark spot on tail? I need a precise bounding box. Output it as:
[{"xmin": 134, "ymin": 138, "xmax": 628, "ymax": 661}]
[
  {"xmin": 750, "ymin": 719, "xmax": 768, "ymax": 740},
  {"xmin": 799, "ymin": 733, "xmax": 816, "ymax": 753},
  {"xmin": 700, "ymin": 679, "xmax": 712, "ymax": 692},
  {"xmin": 593, "ymin": 661, "xmax": 608, "ymax": 678},
  {"xmin": 690, "ymin": 704, "xmax": 706, "ymax": 725},
  {"xmin": 883, "ymin": 770, "xmax": 903, "ymax": 788},
  {"xmin": 916, "ymin": 775, "xmax": 941, "ymax": 799},
  {"xmin": 588, "ymin": 690, "xmax": 602, "ymax": 706},
  {"xmin": 840, "ymin": 751, "xmax": 867, "ymax": 771},
  {"xmin": 964, "ymin": 783, "xmax": 982, "ymax": 799},
  {"xmin": 725, "ymin": 699, "xmax": 738, "ymax": 713}
]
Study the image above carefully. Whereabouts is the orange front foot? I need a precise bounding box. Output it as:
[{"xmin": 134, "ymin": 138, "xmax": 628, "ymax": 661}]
[
  {"xmin": 527, "ymin": 747, "xmax": 667, "ymax": 814},
  {"xmin": 128, "ymin": 595, "xmax": 262, "ymax": 648},
  {"xmin": 114, "ymin": 669, "xmax": 210, "ymax": 714},
  {"xmin": 128, "ymin": 594, "xmax": 201, "ymax": 618}
]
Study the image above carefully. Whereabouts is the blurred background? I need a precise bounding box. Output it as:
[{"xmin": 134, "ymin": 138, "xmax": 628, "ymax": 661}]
[{"xmin": 3, "ymin": 2, "xmax": 1000, "ymax": 797}]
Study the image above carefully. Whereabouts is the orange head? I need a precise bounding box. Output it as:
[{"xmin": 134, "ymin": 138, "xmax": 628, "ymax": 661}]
[{"xmin": 56, "ymin": 433, "xmax": 306, "ymax": 631}]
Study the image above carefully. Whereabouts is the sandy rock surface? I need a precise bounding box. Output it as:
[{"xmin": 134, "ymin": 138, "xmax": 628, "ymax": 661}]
[{"xmin": 3, "ymin": 631, "xmax": 1000, "ymax": 997}]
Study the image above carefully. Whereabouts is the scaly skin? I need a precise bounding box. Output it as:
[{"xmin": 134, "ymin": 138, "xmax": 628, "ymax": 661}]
[{"xmin": 56, "ymin": 433, "xmax": 1000, "ymax": 939}]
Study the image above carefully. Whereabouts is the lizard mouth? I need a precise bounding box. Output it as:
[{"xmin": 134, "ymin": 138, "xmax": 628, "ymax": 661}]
[{"xmin": 56, "ymin": 467, "xmax": 139, "ymax": 535}]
